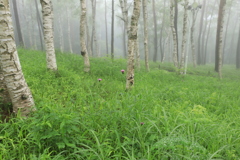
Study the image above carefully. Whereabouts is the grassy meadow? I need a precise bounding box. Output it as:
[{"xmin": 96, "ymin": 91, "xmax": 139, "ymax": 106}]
[{"xmin": 1, "ymin": 48, "xmax": 240, "ymax": 159}]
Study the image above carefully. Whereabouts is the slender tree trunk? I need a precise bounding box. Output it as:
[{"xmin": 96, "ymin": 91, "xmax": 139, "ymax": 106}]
[
  {"xmin": 159, "ymin": 0, "xmax": 166, "ymax": 62},
  {"xmin": 179, "ymin": 0, "xmax": 189, "ymax": 73},
  {"xmin": 152, "ymin": 0, "xmax": 158, "ymax": 62},
  {"xmin": 236, "ymin": 24, "xmax": 240, "ymax": 69},
  {"xmin": 34, "ymin": 0, "xmax": 44, "ymax": 50},
  {"xmin": 67, "ymin": 6, "xmax": 73, "ymax": 53},
  {"xmin": 12, "ymin": 0, "xmax": 25, "ymax": 47},
  {"xmin": 0, "ymin": 0, "xmax": 35, "ymax": 117},
  {"xmin": 91, "ymin": 0, "xmax": 99, "ymax": 57},
  {"xmin": 119, "ymin": 0, "xmax": 128, "ymax": 58},
  {"xmin": 58, "ymin": 17, "xmax": 64, "ymax": 52},
  {"xmin": 222, "ymin": 5, "xmax": 232, "ymax": 63},
  {"xmin": 197, "ymin": 0, "xmax": 206, "ymax": 65},
  {"xmin": 201, "ymin": 1, "xmax": 209, "ymax": 65},
  {"xmin": 86, "ymin": 0, "xmax": 92, "ymax": 57},
  {"xmin": 105, "ymin": 0, "xmax": 109, "ymax": 56},
  {"xmin": 215, "ymin": 0, "xmax": 226, "ymax": 79},
  {"xmin": 80, "ymin": 0, "xmax": 90, "ymax": 72},
  {"xmin": 174, "ymin": 0, "xmax": 179, "ymax": 62},
  {"xmin": 135, "ymin": 38, "xmax": 140, "ymax": 69},
  {"xmin": 170, "ymin": 0, "xmax": 178, "ymax": 68},
  {"xmin": 111, "ymin": 0, "xmax": 114, "ymax": 60},
  {"xmin": 190, "ymin": 6, "xmax": 199, "ymax": 68},
  {"xmin": 126, "ymin": 0, "xmax": 141, "ymax": 90},
  {"xmin": 40, "ymin": 0, "xmax": 58, "ymax": 71},
  {"xmin": 142, "ymin": 0, "xmax": 149, "ymax": 71}
]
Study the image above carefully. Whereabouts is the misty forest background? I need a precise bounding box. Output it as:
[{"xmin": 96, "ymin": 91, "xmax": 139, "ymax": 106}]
[
  {"xmin": 1, "ymin": 0, "xmax": 240, "ymax": 159},
  {"xmin": 11, "ymin": 0, "xmax": 240, "ymax": 66}
]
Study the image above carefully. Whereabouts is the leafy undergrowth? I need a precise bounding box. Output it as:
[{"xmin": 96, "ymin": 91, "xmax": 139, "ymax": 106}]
[{"xmin": 1, "ymin": 48, "xmax": 240, "ymax": 159}]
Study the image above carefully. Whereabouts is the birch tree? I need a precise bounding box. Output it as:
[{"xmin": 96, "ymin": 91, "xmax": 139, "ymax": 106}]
[
  {"xmin": 170, "ymin": 0, "xmax": 178, "ymax": 68},
  {"xmin": 80, "ymin": 0, "xmax": 90, "ymax": 72},
  {"xmin": 142, "ymin": 0, "xmax": 149, "ymax": 71},
  {"xmin": 40, "ymin": 0, "xmax": 57, "ymax": 71},
  {"xmin": 0, "ymin": 0, "xmax": 35, "ymax": 117},
  {"xmin": 152, "ymin": 0, "xmax": 158, "ymax": 62},
  {"xmin": 215, "ymin": 0, "xmax": 226, "ymax": 79},
  {"xmin": 126, "ymin": 0, "xmax": 141, "ymax": 90},
  {"xmin": 119, "ymin": 0, "xmax": 128, "ymax": 58},
  {"xmin": 179, "ymin": 0, "xmax": 189, "ymax": 73}
]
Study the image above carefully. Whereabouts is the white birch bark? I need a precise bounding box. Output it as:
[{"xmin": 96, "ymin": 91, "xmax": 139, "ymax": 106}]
[
  {"xmin": 0, "ymin": 0, "xmax": 35, "ymax": 116},
  {"xmin": 170, "ymin": 0, "xmax": 179, "ymax": 68},
  {"xmin": 142, "ymin": 0, "xmax": 149, "ymax": 71},
  {"xmin": 40, "ymin": 0, "xmax": 57, "ymax": 71},
  {"xmin": 80, "ymin": 0, "xmax": 90, "ymax": 72},
  {"xmin": 126, "ymin": 0, "xmax": 141, "ymax": 90},
  {"xmin": 180, "ymin": 0, "xmax": 188, "ymax": 73}
]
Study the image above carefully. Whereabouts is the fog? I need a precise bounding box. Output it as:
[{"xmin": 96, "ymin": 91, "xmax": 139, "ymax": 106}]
[{"xmin": 10, "ymin": 0, "xmax": 240, "ymax": 64}]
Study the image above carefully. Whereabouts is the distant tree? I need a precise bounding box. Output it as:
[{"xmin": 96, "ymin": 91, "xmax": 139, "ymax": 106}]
[
  {"xmin": 170, "ymin": 0, "xmax": 178, "ymax": 68},
  {"xmin": 12, "ymin": 0, "xmax": 25, "ymax": 47},
  {"xmin": 66, "ymin": 6, "xmax": 73, "ymax": 53},
  {"xmin": 40, "ymin": 0, "xmax": 58, "ymax": 71},
  {"xmin": 174, "ymin": 0, "xmax": 179, "ymax": 62},
  {"xmin": 152, "ymin": 0, "xmax": 158, "ymax": 62},
  {"xmin": 111, "ymin": 0, "xmax": 114, "ymax": 60},
  {"xmin": 34, "ymin": 0, "xmax": 44, "ymax": 50},
  {"xmin": 105, "ymin": 0, "xmax": 109, "ymax": 56},
  {"xmin": 119, "ymin": 0, "xmax": 128, "ymax": 58},
  {"xmin": 126, "ymin": 0, "xmax": 141, "ymax": 90},
  {"xmin": 142, "ymin": 0, "xmax": 149, "ymax": 71},
  {"xmin": 215, "ymin": 0, "xmax": 226, "ymax": 79},
  {"xmin": 179, "ymin": 0, "xmax": 189, "ymax": 74},
  {"xmin": 0, "ymin": 0, "xmax": 35, "ymax": 117},
  {"xmin": 91, "ymin": 0, "xmax": 99, "ymax": 56},
  {"xmin": 197, "ymin": 0, "xmax": 206, "ymax": 65},
  {"xmin": 236, "ymin": 24, "xmax": 240, "ymax": 69},
  {"xmin": 86, "ymin": 0, "xmax": 92, "ymax": 57},
  {"xmin": 159, "ymin": 0, "xmax": 166, "ymax": 62},
  {"xmin": 80, "ymin": 0, "xmax": 90, "ymax": 72},
  {"xmin": 190, "ymin": 2, "xmax": 201, "ymax": 67}
]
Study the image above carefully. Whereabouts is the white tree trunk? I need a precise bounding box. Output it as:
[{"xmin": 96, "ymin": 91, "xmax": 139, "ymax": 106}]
[
  {"xmin": 170, "ymin": 0, "xmax": 179, "ymax": 68},
  {"xmin": 0, "ymin": 0, "xmax": 35, "ymax": 117},
  {"xmin": 180, "ymin": 0, "xmax": 188, "ymax": 73},
  {"xmin": 126, "ymin": 0, "xmax": 141, "ymax": 90},
  {"xmin": 66, "ymin": 6, "xmax": 73, "ymax": 53},
  {"xmin": 80, "ymin": 0, "xmax": 90, "ymax": 72},
  {"xmin": 142, "ymin": 0, "xmax": 149, "ymax": 71},
  {"xmin": 40, "ymin": 0, "xmax": 57, "ymax": 71}
]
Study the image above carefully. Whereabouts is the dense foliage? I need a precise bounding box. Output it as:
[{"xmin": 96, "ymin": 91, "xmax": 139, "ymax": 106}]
[{"xmin": 0, "ymin": 49, "xmax": 240, "ymax": 159}]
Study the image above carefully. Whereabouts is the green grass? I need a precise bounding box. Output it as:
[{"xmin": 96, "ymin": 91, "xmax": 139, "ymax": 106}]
[{"xmin": 1, "ymin": 48, "xmax": 240, "ymax": 159}]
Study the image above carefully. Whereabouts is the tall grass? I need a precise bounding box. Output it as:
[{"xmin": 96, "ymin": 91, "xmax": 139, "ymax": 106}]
[{"xmin": 0, "ymin": 48, "xmax": 240, "ymax": 159}]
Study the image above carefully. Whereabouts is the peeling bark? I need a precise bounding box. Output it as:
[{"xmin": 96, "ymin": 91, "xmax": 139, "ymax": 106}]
[
  {"xmin": 40, "ymin": 0, "xmax": 57, "ymax": 71},
  {"xmin": 0, "ymin": 0, "xmax": 35, "ymax": 117}
]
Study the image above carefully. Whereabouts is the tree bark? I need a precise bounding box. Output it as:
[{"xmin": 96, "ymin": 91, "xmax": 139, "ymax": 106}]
[
  {"xmin": 0, "ymin": 0, "xmax": 35, "ymax": 117},
  {"xmin": 152, "ymin": 0, "xmax": 158, "ymax": 62},
  {"xmin": 12, "ymin": 0, "xmax": 25, "ymax": 47},
  {"xmin": 91, "ymin": 0, "xmax": 99, "ymax": 57},
  {"xmin": 170, "ymin": 0, "xmax": 178, "ymax": 68},
  {"xmin": 142, "ymin": 0, "xmax": 149, "ymax": 71},
  {"xmin": 34, "ymin": 0, "xmax": 44, "ymax": 51},
  {"xmin": 119, "ymin": 0, "xmax": 128, "ymax": 58},
  {"xmin": 236, "ymin": 23, "xmax": 240, "ymax": 69},
  {"xmin": 80, "ymin": 0, "xmax": 90, "ymax": 72},
  {"xmin": 111, "ymin": 0, "xmax": 114, "ymax": 60},
  {"xmin": 126, "ymin": 0, "xmax": 141, "ymax": 90},
  {"xmin": 40, "ymin": 0, "xmax": 58, "ymax": 71},
  {"xmin": 179, "ymin": 0, "xmax": 189, "ymax": 73},
  {"xmin": 105, "ymin": 0, "xmax": 109, "ymax": 56},
  {"xmin": 215, "ymin": 0, "xmax": 226, "ymax": 79},
  {"xmin": 86, "ymin": 0, "xmax": 92, "ymax": 57},
  {"xmin": 197, "ymin": 0, "xmax": 206, "ymax": 65},
  {"xmin": 67, "ymin": 6, "xmax": 73, "ymax": 53},
  {"xmin": 159, "ymin": 0, "xmax": 166, "ymax": 62},
  {"xmin": 174, "ymin": 0, "xmax": 179, "ymax": 62}
]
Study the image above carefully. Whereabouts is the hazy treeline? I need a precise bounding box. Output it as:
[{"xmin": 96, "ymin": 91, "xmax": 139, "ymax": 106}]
[{"xmin": 10, "ymin": 0, "xmax": 240, "ymax": 64}]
